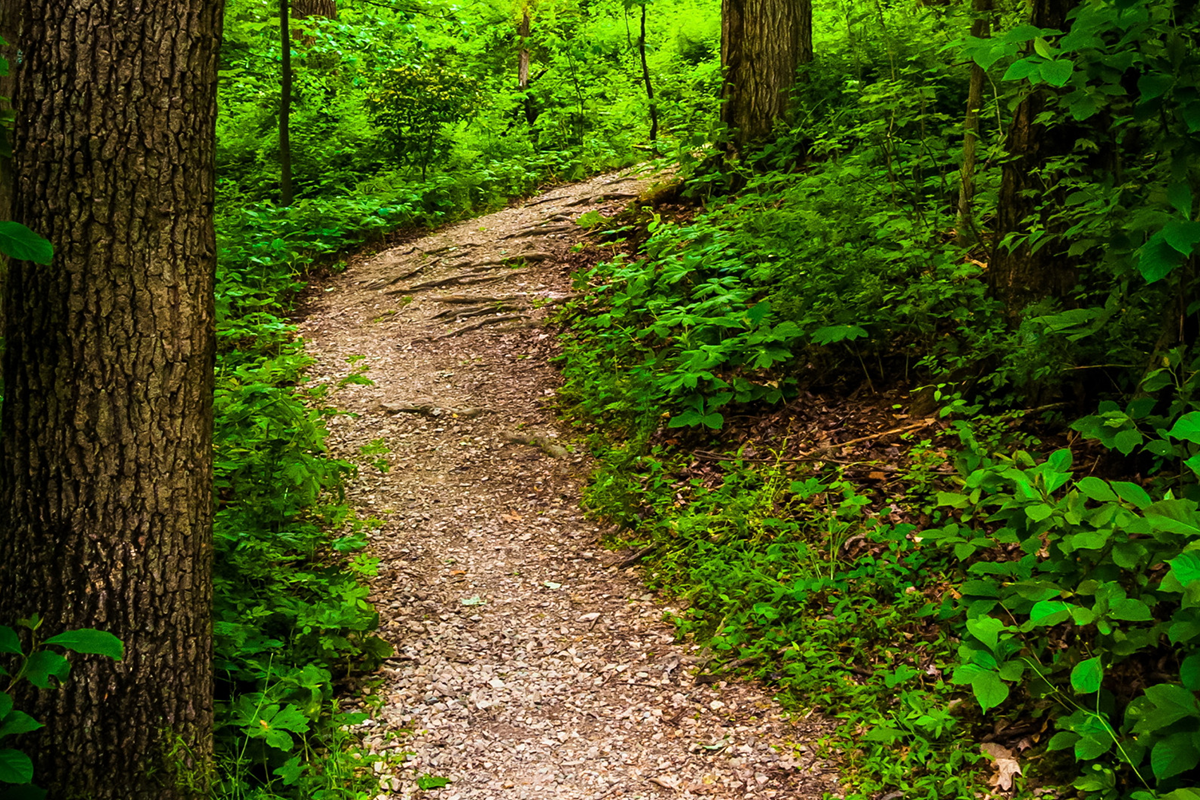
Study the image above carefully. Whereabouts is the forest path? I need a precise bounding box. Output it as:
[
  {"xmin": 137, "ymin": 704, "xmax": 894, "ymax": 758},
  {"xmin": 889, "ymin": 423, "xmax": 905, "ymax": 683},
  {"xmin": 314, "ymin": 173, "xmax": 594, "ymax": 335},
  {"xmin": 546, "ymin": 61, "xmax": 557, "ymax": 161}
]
[{"xmin": 296, "ymin": 171, "xmax": 838, "ymax": 800}]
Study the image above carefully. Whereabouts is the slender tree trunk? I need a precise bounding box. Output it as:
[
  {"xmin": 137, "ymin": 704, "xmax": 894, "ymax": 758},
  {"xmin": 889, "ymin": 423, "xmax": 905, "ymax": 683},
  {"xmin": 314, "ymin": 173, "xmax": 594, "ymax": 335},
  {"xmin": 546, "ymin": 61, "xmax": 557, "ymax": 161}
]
[
  {"xmin": 292, "ymin": 0, "xmax": 336, "ymax": 17},
  {"xmin": 517, "ymin": 6, "xmax": 538, "ymax": 126},
  {"xmin": 0, "ymin": 0, "xmax": 222, "ymax": 797},
  {"xmin": 990, "ymin": 0, "xmax": 1079, "ymax": 318},
  {"xmin": 638, "ymin": 3, "xmax": 659, "ymax": 143},
  {"xmin": 280, "ymin": 0, "xmax": 294, "ymax": 206},
  {"xmin": 720, "ymin": 0, "xmax": 808, "ymax": 148},
  {"xmin": 956, "ymin": 0, "xmax": 993, "ymax": 246}
]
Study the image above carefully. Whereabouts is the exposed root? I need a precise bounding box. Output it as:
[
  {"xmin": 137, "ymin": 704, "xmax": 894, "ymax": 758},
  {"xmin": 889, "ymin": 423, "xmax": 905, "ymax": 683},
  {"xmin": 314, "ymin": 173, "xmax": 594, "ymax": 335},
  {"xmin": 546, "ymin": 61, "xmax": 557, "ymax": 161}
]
[
  {"xmin": 499, "ymin": 224, "xmax": 574, "ymax": 240},
  {"xmin": 374, "ymin": 401, "xmax": 486, "ymax": 418},
  {"xmin": 430, "ymin": 302, "xmax": 522, "ymax": 321},
  {"xmin": 433, "ymin": 294, "xmax": 517, "ymax": 305},
  {"xmin": 498, "ymin": 430, "xmax": 570, "ymax": 459},
  {"xmin": 432, "ymin": 313, "xmax": 530, "ymax": 340},
  {"xmin": 365, "ymin": 263, "xmax": 429, "ymax": 290}
]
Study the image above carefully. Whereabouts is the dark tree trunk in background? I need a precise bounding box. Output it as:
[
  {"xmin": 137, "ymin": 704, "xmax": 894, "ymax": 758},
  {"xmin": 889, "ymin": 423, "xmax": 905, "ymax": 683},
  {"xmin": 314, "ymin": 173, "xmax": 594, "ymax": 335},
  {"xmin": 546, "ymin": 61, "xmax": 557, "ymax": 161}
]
[
  {"xmin": 956, "ymin": 0, "xmax": 994, "ymax": 245},
  {"xmin": 292, "ymin": 0, "xmax": 336, "ymax": 17},
  {"xmin": 280, "ymin": 0, "xmax": 294, "ymax": 206},
  {"xmin": 990, "ymin": 0, "xmax": 1079, "ymax": 318},
  {"xmin": 638, "ymin": 3, "xmax": 659, "ymax": 143},
  {"xmin": 0, "ymin": 0, "xmax": 222, "ymax": 797},
  {"xmin": 518, "ymin": 5, "xmax": 538, "ymax": 126},
  {"xmin": 720, "ymin": 0, "xmax": 812, "ymax": 148}
]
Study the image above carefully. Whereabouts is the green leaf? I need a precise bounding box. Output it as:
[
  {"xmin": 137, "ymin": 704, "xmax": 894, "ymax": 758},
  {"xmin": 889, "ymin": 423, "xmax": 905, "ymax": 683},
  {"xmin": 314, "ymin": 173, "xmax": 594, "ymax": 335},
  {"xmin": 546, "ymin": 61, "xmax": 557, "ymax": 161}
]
[
  {"xmin": 0, "ymin": 696, "xmax": 10, "ymax": 720},
  {"xmin": 273, "ymin": 756, "xmax": 306, "ymax": 786},
  {"xmin": 22, "ymin": 651, "xmax": 69, "ymax": 690},
  {"xmin": 971, "ymin": 669, "xmax": 1010, "ymax": 712},
  {"xmin": 1111, "ymin": 598, "xmax": 1153, "ymax": 621},
  {"xmin": 417, "ymin": 774, "xmax": 451, "ymax": 790},
  {"xmin": 1076, "ymin": 477, "xmax": 1117, "ymax": 502},
  {"xmin": 1039, "ymin": 59, "xmax": 1074, "ymax": 87},
  {"xmin": 0, "ymin": 709, "xmax": 42, "ymax": 738},
  {"xmin": 0, "ymin": 629, "xmax": 20, "ymax": 657},
  {"xmin": 0, "ymin": 748, "xmax": 33, "ymax": 783},
  {"xmin": 1163, "ymin": 221, "xmax": 1200, "ymax": 256},
  {"xmin": 1112, "ymin": 481, "xmax": 1152, "ymax": 509},
  {"xmin": 1113, "ymin": 428, "xmax": 1143, "ymax": 456},
  {"xmin": 1071, "ymin": 657, "xmax": 1103, "ymax": 694},
  {"xmin": 967, "ymin": 617, "xmax": 1007, "ymax": 652},
  {"xmin": 1182, "ymin": 102, "xmax": 1200, "ymax": 133},
  {"xmin": 0, "ymin": 222, "xmax": 52, "ymax": 265},
  {"xmin": 1138, "ymin": 232, "xmax": 1184, "ymax": 283},
  {"xmin": 1152, "ymin": 732, "xmax": 1200, "ymax": 780},
  {"xmin": 1169, "ymin": 412, "xmax": 1200, "ymax": 444},
  {"xmin": 1170, "ymin": 552, "xmax": 1200, "ymax": 586},
  {"xmin": 1002, "ymin": 58, "xmax": 1040, "ymax": 83},
  {"xmin": 1047, "ymin": 731, "xmax": 1080, "ymax": 751},
  {"xmin": 1137, "ymin": 684, "xmax": 1200, "ymax": 732},
  {"xmin": 1169, "ymin": 183, "xmax": 1194, "ymax": 218},
  {"xmin": 811, "ymin": 325, "xmax": 867, "ymax": 346},
  {"xmin": 1139, "ymin": 72, "xmax": 1175, "ymax": 102},
  {"xmin": 1030, "ymin": 600, "xmax": 1072, "ymax": 626},
  {"xmin": 1181, "ymin": 652, "xmax": 1200, "ymax": 691},
  {"xmin": 43, "ymin": 630, "xmax": 123, "ymax": 661}
]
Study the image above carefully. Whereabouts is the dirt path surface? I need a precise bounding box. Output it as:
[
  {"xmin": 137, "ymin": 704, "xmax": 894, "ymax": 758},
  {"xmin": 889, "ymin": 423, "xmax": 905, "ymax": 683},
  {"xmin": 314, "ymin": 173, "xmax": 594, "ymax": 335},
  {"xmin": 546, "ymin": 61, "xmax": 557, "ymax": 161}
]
[{"xmin": 296, "ymin": 171, "xmax": 838, "ymax": 800}]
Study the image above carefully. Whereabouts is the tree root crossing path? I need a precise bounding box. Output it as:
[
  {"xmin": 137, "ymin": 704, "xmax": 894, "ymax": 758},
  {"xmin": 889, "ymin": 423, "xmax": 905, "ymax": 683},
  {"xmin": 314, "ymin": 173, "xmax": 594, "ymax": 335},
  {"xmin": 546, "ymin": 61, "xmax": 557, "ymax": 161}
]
[{"xmin": 298, "ymin": 171, "xmax": 838, "ymax": 800}]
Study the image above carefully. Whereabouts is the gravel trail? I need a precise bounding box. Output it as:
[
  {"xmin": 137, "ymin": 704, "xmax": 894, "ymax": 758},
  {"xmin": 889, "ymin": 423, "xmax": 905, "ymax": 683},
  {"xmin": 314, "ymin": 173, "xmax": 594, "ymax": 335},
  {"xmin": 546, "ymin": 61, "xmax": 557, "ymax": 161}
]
[{"xmin": 296, "ymin": 170, "xmax": 839, "ymax": 800}]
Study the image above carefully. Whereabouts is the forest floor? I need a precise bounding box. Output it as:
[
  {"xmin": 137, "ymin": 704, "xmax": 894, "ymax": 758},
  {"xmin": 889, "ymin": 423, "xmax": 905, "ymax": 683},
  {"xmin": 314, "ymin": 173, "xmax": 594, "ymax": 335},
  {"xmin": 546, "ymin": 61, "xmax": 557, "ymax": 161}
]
[{"xmin": 297, "ymin": 171, "xmax": 840, "ymax": 800}]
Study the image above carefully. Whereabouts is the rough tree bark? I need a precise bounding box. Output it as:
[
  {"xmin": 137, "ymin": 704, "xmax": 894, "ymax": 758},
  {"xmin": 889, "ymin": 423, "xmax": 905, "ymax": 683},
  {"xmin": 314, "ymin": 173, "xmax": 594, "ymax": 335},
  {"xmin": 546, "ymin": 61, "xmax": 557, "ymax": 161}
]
[
  {"xmin": 956, "ymin": 0, "xmax": 994, "ymax": 246},
  {"xmin": 990, "ymin": 0, "xmax": 1079, "ymax": 318},
  {"xmin": 0, "ymin": 0, "xmax": 223, "ymax": 797},
  {"xmin": 280, "ymin": 0, "xmax": 294, "ymax": 206},
  {"xmin": 292, "ymin": 0, "xmax": 336, "ymax": 17},
  {"xmin": 720, "ymin": 0, "xmax": 812, "ymax": 148}
]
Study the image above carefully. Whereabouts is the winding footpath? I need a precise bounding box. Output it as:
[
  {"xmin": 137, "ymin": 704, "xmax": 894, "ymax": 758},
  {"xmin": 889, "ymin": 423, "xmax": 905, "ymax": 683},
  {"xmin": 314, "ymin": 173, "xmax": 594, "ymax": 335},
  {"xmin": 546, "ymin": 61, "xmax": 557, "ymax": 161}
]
[{"xmin": 297, "ymin": 171, "xmax": 838, "ymax": 800}]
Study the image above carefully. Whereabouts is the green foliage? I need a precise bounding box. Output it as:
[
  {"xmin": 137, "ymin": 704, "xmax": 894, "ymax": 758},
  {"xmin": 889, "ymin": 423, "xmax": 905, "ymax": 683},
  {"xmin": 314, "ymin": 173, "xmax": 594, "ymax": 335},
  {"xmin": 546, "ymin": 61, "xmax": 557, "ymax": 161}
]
[
  {"xmin": 367, "ymin": 63, "xmax": 481, "ymax": 178},
  {"xmin": 0, "ymin": 617, "xmax": 122, "ymax": 796}
]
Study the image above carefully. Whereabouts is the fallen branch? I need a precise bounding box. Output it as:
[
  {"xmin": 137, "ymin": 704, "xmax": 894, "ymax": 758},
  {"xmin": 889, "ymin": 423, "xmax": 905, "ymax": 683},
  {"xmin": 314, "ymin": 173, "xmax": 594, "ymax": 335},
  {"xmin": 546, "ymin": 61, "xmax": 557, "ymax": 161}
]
[{"xmin": 433, "ymin": 294, "xmax": 517, "ymax": 305}]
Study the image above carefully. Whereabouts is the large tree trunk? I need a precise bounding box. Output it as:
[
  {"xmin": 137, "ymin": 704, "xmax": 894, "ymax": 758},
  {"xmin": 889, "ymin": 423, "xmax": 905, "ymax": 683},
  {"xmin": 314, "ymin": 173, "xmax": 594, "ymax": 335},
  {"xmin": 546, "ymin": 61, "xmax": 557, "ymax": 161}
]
[
  {"xmin": 0, "ymin": 0, "xmax": 222, "ymax": 797},
  {"xmin": 956, "ymin": 0, "xmax": 994, "ymax": 246},
  {"xmin": 990, "ymin": 0, "xmax": 1078, "ymax": 318},
  {"xmin": 720, "ymin": 0, "xmax": 812, "ymax": 148}
]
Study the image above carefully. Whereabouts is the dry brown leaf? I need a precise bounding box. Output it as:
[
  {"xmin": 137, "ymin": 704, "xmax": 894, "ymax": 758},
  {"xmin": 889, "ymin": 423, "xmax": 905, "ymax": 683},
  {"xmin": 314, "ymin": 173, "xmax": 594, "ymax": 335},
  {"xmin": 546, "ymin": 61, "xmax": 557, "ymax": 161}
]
[{"xmin": 981, "ymin": 742, "xmax": 1021, "ymax": 792}]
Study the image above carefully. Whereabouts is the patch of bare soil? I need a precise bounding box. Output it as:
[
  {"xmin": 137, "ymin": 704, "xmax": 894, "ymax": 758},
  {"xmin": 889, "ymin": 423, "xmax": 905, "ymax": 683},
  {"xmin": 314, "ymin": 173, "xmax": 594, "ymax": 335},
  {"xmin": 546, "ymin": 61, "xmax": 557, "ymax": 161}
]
[{"xmin": 296, "ymin": 170, "xmax": 840, "ymax": 800}]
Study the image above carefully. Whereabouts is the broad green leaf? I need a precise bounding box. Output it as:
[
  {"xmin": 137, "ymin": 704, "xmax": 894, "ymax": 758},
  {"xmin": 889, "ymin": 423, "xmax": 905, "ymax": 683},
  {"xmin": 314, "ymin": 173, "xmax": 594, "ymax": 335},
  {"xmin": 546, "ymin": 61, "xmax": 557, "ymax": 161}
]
[
  {"xmin": 1039, "ymin": 59, "xmax": 1073, "ymax": 87},
  {"xmin": 1169, "ymin": 412, "xmax": 1200, "ymax": 444},
  {"xmin": 1138, "ymin": 232, "xmax": 1184, "ymax": 283},
  {"xmin": 274, "ymin": 756, "xmax": 306, "ymax": 786},
  {"xmin": 1047, "ymin": 731, "xmax": 1080, "ymax": 751},
  {"xmin": 0, "ymin": 748, "xmax": 33, "ymax": 783},
  {"xmin": 43, "ymin": 630, "xmax": 123, "ymax": 661},
  {"xmin": 1183, "ymin": 101, "xmax": 1200, "ymax": 133},
  {"xmin": 1076, "ymin": 477, "xmax": 1117, "ymax": 502},
  {"xmin": 811, "ymin": 325, "xmax": 867, "ymax": 346},
  {"xmin": 1026, "ymin": 503, "xmax": 1055, "ymax": 522},
  {"xmin": 1169, "ymin": 183, "xmax": 1194, "ymax": 218},
  {"xmin": 1111, "ymin": 481, "xmax": 1151, "ymax": 509},
  {"xmin": 970, "ymin": 669, "xmax": 1010, "ymax": 712},
  {"xmin": 1170, "ymin": 552, "xmax": 1200, "ymax": 586},
  {"xmin": 1030, "ymin": 600, "xmax": 1072, "ymax": 626},
  {"xmin": 1152, "ymin": 732, "xmax": 1200, "ymax": 780},
  {"xmin": 966, "ymin": 616, "xmax": 1007, "ymax": 652},
  {"xmin": 1163, "ymin": 221, "xmax": 1200, "ymax": 256},
  {"xmin": 1071, "ymin": 657, "xmax": 1103, "ymax": 694},
  {"xmin": 1032, "ymin": 37, "xmax": 1054, "ymax": 59},
  {"xmin": 0, "ymin": 222, "xmax": 52, "ymax": 265},
  {"xmin": 1181, "ymin": 652, "xmax": 1200, "ymax": 691},
  {"xmin": 0, "ymin": 695, "xmax": 9, "ymax": 720},
  {"xmin": 1139, "ymin": 72, "xmax": 1175, "ymax": 102},
  {"xmin": 1136, "ymin": 684, "xmax": 1199, "ymax": 733},
  {"xmin": 1076, "ymin": 730, "xmax": 1115, "ymax": 760},
  {"xmin": 1113, "ymin": 428, "xmax": 1143, "ymax": 456},
  {"xmin": 1002, "ymin": 58, "xmax": 1040, "ymax": 83},
  {"xmin": 1111, "ymin": 598, "xmax": 1153, "ymax": 621},
  {"xmin": 22, "ymin": 651, "xmax": 69, "ymax": 690},
  {"xmin": 0, "ymin": 628, "xmax": 20, "ymax": 657},
  {"xmin": 0, "ymin": 711, "xmax": 41, "ymax": 739}
]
